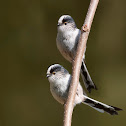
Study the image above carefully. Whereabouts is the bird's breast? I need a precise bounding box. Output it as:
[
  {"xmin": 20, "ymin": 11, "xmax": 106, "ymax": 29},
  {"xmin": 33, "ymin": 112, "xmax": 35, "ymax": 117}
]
[{"xmin": 56, "ymin": 31, "xmax": 78, "ymax": 62}]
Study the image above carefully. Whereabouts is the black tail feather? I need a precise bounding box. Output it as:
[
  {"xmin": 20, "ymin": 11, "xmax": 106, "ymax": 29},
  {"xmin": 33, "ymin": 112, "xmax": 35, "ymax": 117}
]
[
  {"xmin": 110, "ymin": 105, "xmax": 123, "ymax": 111},
  {"xmin": 83, "ymin": 96, "xmax": 122, "ymax": 115},
  {"xmin": 81, "ymin": 61, "xmax": 97, "ymax": 93}
]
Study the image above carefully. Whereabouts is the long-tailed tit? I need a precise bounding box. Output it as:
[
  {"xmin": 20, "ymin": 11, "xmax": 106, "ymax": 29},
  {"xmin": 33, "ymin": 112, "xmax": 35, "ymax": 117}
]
[
  {"xmin": 47, "ymin": 64, "xmax": 122, "ymax": 115},
  {"xmin": 56, "ymin": 15, "xmax": 97, "ymax": 93}
]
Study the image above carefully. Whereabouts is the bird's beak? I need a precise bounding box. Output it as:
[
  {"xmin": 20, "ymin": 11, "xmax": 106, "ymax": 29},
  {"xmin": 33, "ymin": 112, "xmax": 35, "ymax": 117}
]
[
  {"xmin": 46, "ymin": 74, "xmax": 50, "ymax": 78},
  {"xmin": 57, "ymin": 23, "xmax": 61, "ymax": 27}
]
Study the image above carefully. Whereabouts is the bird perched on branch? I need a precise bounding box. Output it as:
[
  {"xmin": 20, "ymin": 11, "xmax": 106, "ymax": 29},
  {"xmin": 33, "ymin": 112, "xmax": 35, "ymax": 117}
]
[
  {"xmin": 56, "ymin": 15, "xmax": 97, "ymax": 93},
  {"xmin": 47, "ymin": 64, "xmax": 122, "ymax": 115}
]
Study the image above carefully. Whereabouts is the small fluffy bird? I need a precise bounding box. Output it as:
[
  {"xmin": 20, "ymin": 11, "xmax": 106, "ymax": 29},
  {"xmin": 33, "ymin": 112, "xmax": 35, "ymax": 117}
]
[
  {"xmin": 56, "ymin": 15, "xmax": 97, "ymax": 93},
  {"xmin": 47, "ymin": 64, "xmax": 122, "ymax": 115}
]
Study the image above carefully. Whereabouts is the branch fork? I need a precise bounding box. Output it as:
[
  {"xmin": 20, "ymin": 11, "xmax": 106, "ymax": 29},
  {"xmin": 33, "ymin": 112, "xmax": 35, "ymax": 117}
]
[{"xmin": 82, "ymin": 24, "xmax": 89, "ymax": 32}]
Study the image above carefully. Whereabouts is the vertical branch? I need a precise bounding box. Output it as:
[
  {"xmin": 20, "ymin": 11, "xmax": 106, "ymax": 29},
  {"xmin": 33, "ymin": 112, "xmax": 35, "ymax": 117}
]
[{"xmin": 63, "ymin": 0, "xmax": 99, "ymax": 126}]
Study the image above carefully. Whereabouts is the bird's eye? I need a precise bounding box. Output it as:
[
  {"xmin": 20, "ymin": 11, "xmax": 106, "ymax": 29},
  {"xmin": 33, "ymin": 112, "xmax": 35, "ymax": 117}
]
[
  {"xmin": 52, "ymin": 72, "xmax": 56, "ymax": 75},
  {"xmin": 64, "ymin": 22, "xmax": 67, "ymax": 25}
]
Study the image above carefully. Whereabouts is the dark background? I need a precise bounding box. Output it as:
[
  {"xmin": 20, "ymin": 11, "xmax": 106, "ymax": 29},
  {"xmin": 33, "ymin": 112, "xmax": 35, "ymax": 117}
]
[{"xmin": 0, "ymin": 0, "xmax": 126, "ymax": 126}]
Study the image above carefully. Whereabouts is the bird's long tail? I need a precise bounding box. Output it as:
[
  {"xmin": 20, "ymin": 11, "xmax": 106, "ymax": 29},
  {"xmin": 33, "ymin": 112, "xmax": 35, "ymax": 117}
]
[
  {"xmin": 83, "ymin": 96, "xmax": 122, "ymax": 115},
  {"xmin": 81, "ymin": 61, "xmax": 97, "ymax": 93}
]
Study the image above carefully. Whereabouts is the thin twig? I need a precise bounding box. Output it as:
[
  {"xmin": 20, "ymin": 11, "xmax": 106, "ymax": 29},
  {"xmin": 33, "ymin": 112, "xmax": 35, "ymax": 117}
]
[{"xmin": 63, "ymin": 0, "xmax": 99, "ymax": 126}]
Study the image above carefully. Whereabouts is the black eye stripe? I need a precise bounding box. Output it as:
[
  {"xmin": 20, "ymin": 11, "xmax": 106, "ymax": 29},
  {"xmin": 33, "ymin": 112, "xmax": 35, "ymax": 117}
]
[
  {"xmin": 50, "ymin": 66, "xmax": 62, "ymax": 73},
  {"xmin": 62, "ymin": 17, "xmax": 74, "ymax": 23}
]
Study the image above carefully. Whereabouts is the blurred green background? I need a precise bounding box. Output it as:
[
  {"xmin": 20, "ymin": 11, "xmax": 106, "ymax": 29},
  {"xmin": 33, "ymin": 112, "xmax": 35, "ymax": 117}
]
[{"xmin": 0, "ymin": 0, "xmax": 126, "ymax": 126}]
